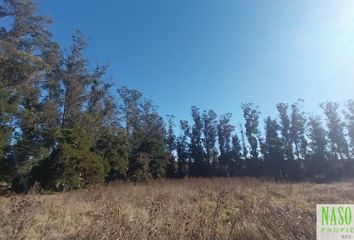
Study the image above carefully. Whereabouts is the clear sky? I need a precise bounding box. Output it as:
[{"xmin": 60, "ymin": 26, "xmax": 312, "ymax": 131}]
[{"xmin": 37, "ymin": 0, "xmax": 354, "ymax": 130}]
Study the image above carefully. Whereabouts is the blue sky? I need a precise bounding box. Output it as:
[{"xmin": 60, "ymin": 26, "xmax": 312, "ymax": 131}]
[{"xmin": 37, "ymin": 0, "xmax": 354, "ymax": 131}]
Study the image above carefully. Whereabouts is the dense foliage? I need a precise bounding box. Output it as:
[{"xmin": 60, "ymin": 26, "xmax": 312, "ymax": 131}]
[{"xmin": 1, "ymin": 0, "xmax": 354, "ymax": 192}]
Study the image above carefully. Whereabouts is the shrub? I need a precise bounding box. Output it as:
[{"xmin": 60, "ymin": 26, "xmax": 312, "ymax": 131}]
[{"xmin": 31, "ymin": 127, "xmax": 107, "ymax": 191}]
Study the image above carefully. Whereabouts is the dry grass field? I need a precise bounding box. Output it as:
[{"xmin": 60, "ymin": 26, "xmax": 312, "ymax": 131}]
[{"xmin": 1, "ymin": 178, "xmax": 354, "ymax": 240}]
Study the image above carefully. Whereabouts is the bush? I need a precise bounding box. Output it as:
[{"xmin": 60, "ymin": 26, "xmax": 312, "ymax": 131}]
[{"xmin": 31, "ymin": 127, "xmax": 107, "ymax": 191}]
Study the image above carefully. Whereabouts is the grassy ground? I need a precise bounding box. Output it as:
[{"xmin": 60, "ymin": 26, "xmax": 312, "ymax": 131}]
[{"xmin": 1, "ymin": 178, "xmax": 354, "ymax": 240}]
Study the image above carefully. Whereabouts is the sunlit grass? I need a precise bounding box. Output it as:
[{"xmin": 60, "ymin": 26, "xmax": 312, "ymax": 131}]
[{"xmin": 1, "ymin": 178, "xmax": 354, "ymax": 239}]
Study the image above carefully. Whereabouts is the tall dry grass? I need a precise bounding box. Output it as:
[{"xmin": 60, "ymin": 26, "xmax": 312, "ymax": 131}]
[{"xmin": 1, "ymin": 178, "xmax": 354, "ymax": 240}]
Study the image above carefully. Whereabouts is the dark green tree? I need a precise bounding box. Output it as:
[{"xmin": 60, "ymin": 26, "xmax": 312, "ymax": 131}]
[
  {"xmin": 117, "ymin": 86, "xmax": 142, "ymax": 143},
  {"xmin": 179, "ymin": 120, "xmax": 191, "ymax": 177},
  {"xmin": 239, "ymin": 124, "xmax": 248, "ymax": 159},
  {"xmin": 229, "ymin": 134, "xmax": 243, "ymax": 176},
  {"xmin": 140, "ymin": 99, "xmax": 168, "ymax": 179},
  {"xmin": 190, "ymin": 106, "xmax": 206, "ymax": 176},
  {"xmin": 242, "ymin": 103, "xmax": 261, "ymax": 176},
  {"xmin": 0, "ymin": 0, "xmax": 52, "ymax": 89},
  {"xmin": 61, "ymin": 32, "xmax": 90, "ymax": 128},
  {"xmin": 217, "ymin": 113, "xmax": 235, "ymax": 176},
  {"xmin": 0, "ymin": 0, "xmax": 63, "ymax": 190},
  {"xmin": 165, "ymin": 115, "xmax": 177, "ymax": 178},
  {"xmin": 0, "ymin": 89, "xmax": 17, "ymax": 184},
  {"xmin": 242, "ymin": 103, "xmax": 260, "ymax": 161},
  {"xmin": 128, "ymin": 152, "xmax": 151, "ymax": 181},
  {"xmin": 94, "ymin": 130, "xmax": 129, "ymax": 181},
  {"xmin": 118, "ymin": 88, "xmax": 168, "ymax": 180},
  {"xmin": 276, "ymin": 103, "xmax": 293, "ymax": 161},
  {"xmin": 263, "ymin": 117, "xmax": 284, "ymax": 180},
  {"xmin": 84, "ymin": 65, "xmax": 119, "ymax": 140},
  {"xmin": 176, "ymin": 135, "xmax": 189, "ymax": 178},
  {"xmin": 31, "ymin": 126, "xmax": 107, "ymax": 191},
  {"xmin": 307, "ymin": 116, "xmax": 333, "ymax": 181}
]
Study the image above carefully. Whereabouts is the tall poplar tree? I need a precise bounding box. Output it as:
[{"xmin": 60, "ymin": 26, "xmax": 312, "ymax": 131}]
[
  {"xmin": 276, "ymin": 103, "xmax": 293, "ymax": 161},
  {"xmin": 202, "ymin": 110, "xmax": 218, "ymax": 175},
  {"xmin": 290, "ymin": 101, "xmax": 307, "ymax": 160},
  {"xmin": 344, "ymin": 99, "xmax": 354, "ymax": 156},
  {"xmin": 190, "ymin": 106, "xmax": 206, "ymax": 176},
  {"xmin": 263, "ymin": 117, "xmax": 284, "ymax": 180},
  {"xmin": 321, "ymin": 102, "xmax": 349, "ymax": 160}
]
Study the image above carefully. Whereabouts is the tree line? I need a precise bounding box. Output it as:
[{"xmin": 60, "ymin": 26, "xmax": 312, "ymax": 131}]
[{"xmin": 1, "ymin": 0, "xmax": 354, "ymax": 192}]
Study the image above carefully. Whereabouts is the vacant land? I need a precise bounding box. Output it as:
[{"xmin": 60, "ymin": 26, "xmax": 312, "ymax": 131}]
[{"xmin": 1, "ymin": 178, "xmax": 354, "ymax": 240}]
